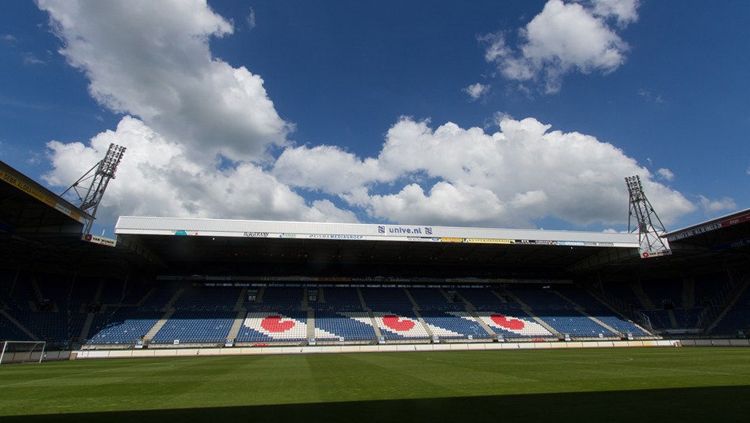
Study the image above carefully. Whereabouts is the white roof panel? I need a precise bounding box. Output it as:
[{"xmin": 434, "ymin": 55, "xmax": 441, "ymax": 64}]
[{"xmin": 115, "ymin": 216, "xmax": 639, "ymax": 248}]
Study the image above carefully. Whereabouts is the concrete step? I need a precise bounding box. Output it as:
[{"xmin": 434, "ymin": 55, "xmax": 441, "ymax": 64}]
[
  {"xmin": 234, "ymin": 287, "xmax": 247, "ymax": 311},
  {"xmin": 92, "ymin": 281, "xmax": 104, "ymax": 305},
  {"xmin": 552, "ymin": 290, "xmax": 621, "ymax": 336},
  {"xmin": 438, "ymin": 288, "xmax": 453, "ymax": 303},
  {"xmin": 706, "ymin": 278, "xmax": 750, "ymax": 333},
  {"xmin": 143, "ymin": 309, "xmax": 174, "ymax": 342},
  {"xmin": 490, "ymin": 290, "xmax": 509, "ymax": 303},
  {"xmin": 411, "ymin": 309, "xmax": 434, "ymax": 340},
  {"xmin": 586, "ymin": 289, "xmax": 652, "ymax": 335},
  {"xmin": 136, "ymin": 287, "xmax": 155, "ymax": 307},
  {"xmin": 403, "ymin": 288, "xmax": 420, "ymax": 310},
  {"xmin": 356, "ymin": 287, "xmax": 369, "ymax": 311},
  {"xmin": 357, "ymin": 288, "xmax": 382, "ymax": 341},
  {"xmin": 465, "ymin": 307, "xmax": 496, "ymax": 337},
  {"xmin": 306, "ymin": 309, "xmax": 315, "ymax": 340},
  {"xmin": 0, "ymin": 309, "xmax": 38, "ymax": 341},
  {"xmin": 452, "ymin": 292, "xmax": 496, "ymax": 337},
  {"xmin": 632, "ymin": 281, "xmax": 655, "ymax": 309},
  {"xmin": 684, "ymin": 278, "xmax": 695, "ymax": 309},
  {"xmin": 318, "ymin": 287, "xmax": 326, "ymax": 304},
  {"xmin": 227, "ymin": 309, "xmax": 247, "ymax": 342},
  {"xmin": 162, "ymin": 288, "xmax": 184, "ymax": 311},
  {"xmin": 503, "ymin": 290, "xmax": 562, "ymax": 337},
  {"xmin": 667, "ymin": 309, "xmax": 679, "ymax": 329},
  {"xmin": 79, "ymin": 312, "xmax": 95, "ymax": 341}
]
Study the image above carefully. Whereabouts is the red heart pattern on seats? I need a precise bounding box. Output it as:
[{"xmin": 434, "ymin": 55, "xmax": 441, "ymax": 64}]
[
  {"xmin": 490, "ymin": 314, "xmax": 525, "ymax": 330},
  {"xmin": 261, "ymin": 315, "xmax": 296, "ymax": 333},
  {"xmin": 382, "ymin": 315, "xmax": 415, "ymax": 331}
]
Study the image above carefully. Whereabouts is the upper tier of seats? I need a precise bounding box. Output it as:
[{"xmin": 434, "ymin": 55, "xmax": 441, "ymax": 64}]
[{"xmin": 174, "ymin": 287, "xmax": 240, "ymax": 312}]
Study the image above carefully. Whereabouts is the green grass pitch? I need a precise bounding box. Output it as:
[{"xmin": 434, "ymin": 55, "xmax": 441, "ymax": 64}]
[{"xmin": 2, "ymin": 347, "xmax": 750, "ymax": 422}]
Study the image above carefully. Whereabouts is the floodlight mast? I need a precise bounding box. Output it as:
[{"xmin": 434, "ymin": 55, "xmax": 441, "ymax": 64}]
[
  {"xmin": 61, "ymin": 143, "xmax": 126, "ymax": 236},
  {"xmin": 625, "ymin": 175, "xmax": 671, "ymax": 258}
]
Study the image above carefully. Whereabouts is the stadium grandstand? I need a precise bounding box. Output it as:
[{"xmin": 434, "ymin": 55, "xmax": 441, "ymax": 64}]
[{"xmin": 1, "ymin": 160, "xmax": 749, "ymax": 358}]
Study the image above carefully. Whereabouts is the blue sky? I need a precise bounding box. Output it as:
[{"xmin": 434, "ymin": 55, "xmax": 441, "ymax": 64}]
[{"xmin": 1, "ymin": 0, "xmax": 747, "ymax": 234}]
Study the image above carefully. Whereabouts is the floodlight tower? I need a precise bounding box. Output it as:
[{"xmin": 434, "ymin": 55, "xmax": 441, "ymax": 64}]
[
  {"xmin": 625, "ymin": 175, "xmax": 671, "ymax": 258},
  {"xmin": 62, "ymin": 143, "xmax": 126, "ymax": 236}
]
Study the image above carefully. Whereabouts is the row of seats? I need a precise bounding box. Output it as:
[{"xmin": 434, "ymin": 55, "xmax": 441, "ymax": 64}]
[
  {"xmin": 152, "ymin": 311, "xmax": 235, "ymax": 344},
  {"xmin": 2, "ymin": 284, "xmax": 660, "ymax": 346},
  {"xmin": 88, "ymin": 310, "xmax": 160, "ymax": 345},
  {"xmin": 602, "ymin": 276, "xmax": 732, "ymax": 331}
]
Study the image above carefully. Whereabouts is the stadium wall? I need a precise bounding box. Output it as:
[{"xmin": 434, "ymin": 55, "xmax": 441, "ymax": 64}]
[
  {"xmin": 6, "ymin": 339, "xmax": 745, "ymax": 363},
  {"xmin": 73, "ymin": 340, "xmax": 686, "ymax": 360}
]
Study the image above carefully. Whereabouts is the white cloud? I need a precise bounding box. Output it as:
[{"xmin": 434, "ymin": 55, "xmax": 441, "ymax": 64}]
[
  {"xmin": 275, "ymin": 116, "xmax": 695, "ymax": 227},
  {"xmin": 657, "ymin": 168, "xmax": 674, "ymax": 181},
  {"xmin": 638, "ymin": 88, "xmax": 664, "ymax": 104},
  {"xmin": 246, "ymin": 7, "xmax": 256, "ymax": 30},
  {"xmin": 37, "ymin": 1, "xmax": 355, "ymax": 226},
  {"xmin": 482, "ymin": 0, "xmax": 638, "ymax": 93},
  {"xmin": 22, "ymin": 52, "xmax": 45, "ymax": 66},
  {"xmin": 463, "ymin": 83, "xmax": 490, "ymax": 100},
  {"xmin": 368, "ymin": 182, "xmax": 506, "ymax": 226},
  {"xmin": 590, "ymin": 0, "xmax": 639, "ymax": 26},
  {"xmin": 274, "ymin": 145, "xmax": 388, "ymax": 196},
  {"xmin": 38, "ymin": 0, "xmax": 289, "ymax": 162},
  {"xmin": 37, "ymin": 0, "xmax": 694, "ymax": 230},
  {"xmin": 698, "ymin": 195, "xmax": 737, "ymax": 214},
  {"xmin": 44, "ymin": 117, "xmax": 357, "ymax": 224}
]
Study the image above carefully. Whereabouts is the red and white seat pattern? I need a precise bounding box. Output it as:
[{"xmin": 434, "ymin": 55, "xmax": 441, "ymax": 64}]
[
  {"xmin": 421, "ymin": 321, "xmax": 465, "ymax": 338},
  {"xmin": 313, "ymin": 322, "xmax": 344, "ymax": 340},
  {"xmin": 241, "ymin": 312, "xmax": 307, "ymax": 340},
  {"xmin": 314, "ymin": 311, "xmax": 374, "ymax": 340},
  {"xmin": 468, "ymin": 312, "xmax": 553, "ymax": 337},
  {"xmin": 371, "ymin": 312, "xmax": 429, "ymax": 339}
]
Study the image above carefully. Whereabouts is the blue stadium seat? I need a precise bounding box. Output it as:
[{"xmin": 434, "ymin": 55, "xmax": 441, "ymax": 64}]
[
  {"xmin": 152, "ymin": 311, "xmax": 235, "ymax": 344},
  {"xmin": 87, "ymin": 309, "xmax": 161, "ymax": 345}
]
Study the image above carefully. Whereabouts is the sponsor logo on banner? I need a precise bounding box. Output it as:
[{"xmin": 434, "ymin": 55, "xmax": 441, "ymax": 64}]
[
  {"xmin": 83, "ymin": 234, "xmax": 117, "ymax": 247},
  {"xmin": 465, "ymin": 238, "xmax": 514, "ymax": 244},
  {"xmin": 243, "ymin": 232, "xmax": 269, "ymax": 237},
  {"xmin": 380, "ymin": 225, "xmax": 433, "ymax": 235},
  {"xmin": 520, "ymin": 240, "xmax": 560, "ymax": 245},
  {"xmin": 583, "ymin": 241, "xmax": 614, "ymax": 247},
  {"xmin": 671, "ymin": 211, "xmax": 750, "ymax": 241},
  {"xmin": 54, "ymin": 204, "xmax": 72, "ymax": 216},
  {"xmin": 440, "ymin": 237, "xmax": 465, "ymax": 243},
  {"xmin": 640, "ymin": 248, "xmax": 671, "ymax": 259},
  {"xmin": 722, "ymin": 212, "xmax": 750, "ymax": 227},
  {"xmin": 407, "ymin": 236, "xmax": 440, "ymax": 242},
  {"xmin": 308, "ymin": 234, "xmax": 364, "ymax": 240}
]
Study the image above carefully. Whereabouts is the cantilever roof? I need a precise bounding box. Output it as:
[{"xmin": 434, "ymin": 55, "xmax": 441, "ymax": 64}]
[
  {"xmin": 666, "ymin": 208, "xmax": 750, "ymax": 242},
  {"xmin": 0, "ymin": 160, "xmax": 91, "ymax": 225},
  {"xmin": 115, "ymin": 216, "xmax": 639, "ymax": 248}
]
